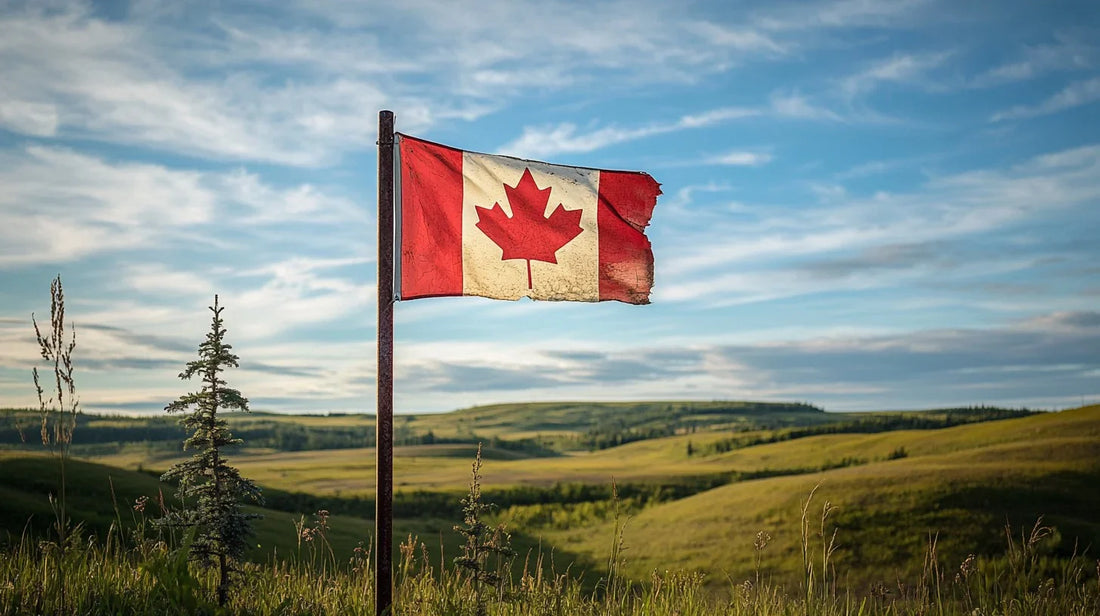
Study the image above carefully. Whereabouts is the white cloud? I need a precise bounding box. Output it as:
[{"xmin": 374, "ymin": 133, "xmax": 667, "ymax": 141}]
[
  {"xmin": 390, "ymin": 307, "xmax": 1100, "ymax": 412},
  {"xmin": 972, "ymin": 35, "xmax": 1096, "ymax": 87},
  {"xmin": 503, "ymin": 122, "xmax": 672, "ymax": 159},
  {"xmin": 95, "ymin": 258, "xmax": 376, "ymax": 342},
  {"xmin": 991, "ymin": 76, "xmax": 1100, "ymax": 121},
  {"xmin": 226, "ymin": 258, "xmax": 375, "ymax": 340},
  {"xmin": 0, "ymin": 0, "xmax": 796, "ymax": 164},
  {"xmin": 706, "ymin": 151, "xmax": 774, "ymax": 166},
  {"xmin": 0, "ymin": 146, "xmax": 215, "ymax": 266},
  {"xmin": 0, "ymin": 3, "xmax": 429, "ymax": 166},
  {"xmin": 767, "ymin": 91, "xmax": 844, "ymax": 121},
  {"xmin": 679, "ymin": 107, "xmax": 761, "ymax": 128},
  {"xmin": 124, "ymin": 265, "xmax": 216, "ymax": 298},
  {"xmin": 755, "ymin": 0, "xmax": 934, "ymax": 31},
  {"xmin": 840, "ymin": 52, "xmax": 952, "ymax": 98},
  {"xmin": 219, "ymin": 170, "xmax": 367, "ymax": 225},
  {"xmin": 502, "ymin": 95, "xmax": 840, "ymax": 158},
  {"xmin": 0, "ymin": 100, "xmax": 59, "ymax": 136},
  {"xmin": 688, "ymin": 21, "xmax": 785, "ymax": 54},
  {"xmin": 0, "ymin": 146, "xmax": 362, "ymax": 268},
  {"xmin": 659, "ymin": 144, "xmax": 1100, "ymax": 303},
  {"xmin": 0, "ymin": 0, "xmax": 944, "ymax": 166}
]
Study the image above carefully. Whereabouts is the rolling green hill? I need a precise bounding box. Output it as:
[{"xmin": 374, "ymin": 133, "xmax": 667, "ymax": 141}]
[
  {"xmin": 512, "ymin": 405, "xmax": 1100, "ymax": 590},
  {"xmin": 0, "ymin": 450, "xmax": 595, "ymax": 587},
  {"xmin": 0, "ymin": 403, "xmax": 1091, "ymax": 594}
]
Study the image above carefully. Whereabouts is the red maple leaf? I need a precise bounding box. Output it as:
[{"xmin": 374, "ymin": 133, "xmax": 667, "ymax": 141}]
[{"xmin": 475, "ymin": 167, "xmax": 584, "ymax": 289}]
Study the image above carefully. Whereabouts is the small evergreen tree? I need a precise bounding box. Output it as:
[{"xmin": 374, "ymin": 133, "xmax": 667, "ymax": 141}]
[{"xmin": 159, "ymin": 295, "xmax": 262, "ymax": 606}]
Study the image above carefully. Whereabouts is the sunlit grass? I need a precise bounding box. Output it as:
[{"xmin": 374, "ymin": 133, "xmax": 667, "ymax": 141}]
[
  {"xmin": 2, "ymin": 406, "xmax": 1098, "ymax": 614},
  {"xmin": 2, "ymin": 500, "xmax": 1097, "ymax": 615}
]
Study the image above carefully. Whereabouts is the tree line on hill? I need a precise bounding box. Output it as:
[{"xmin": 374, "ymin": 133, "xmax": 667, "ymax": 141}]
[
  {"xmin": 0, "ymin": 404, "xmax": 1034, "ymax": 457},
  {"xmin": 0, "ymin": 411, "xmax": 558, "ymax": 456},
  {"xmin": 692, "ymin": 406, "xmax": 1036, "ymax": 456}
]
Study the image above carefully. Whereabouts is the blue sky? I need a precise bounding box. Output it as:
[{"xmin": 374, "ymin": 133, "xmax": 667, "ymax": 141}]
[{"xmin": 1, "ymin": 0, "xmax": 1098, "ymax": 415}]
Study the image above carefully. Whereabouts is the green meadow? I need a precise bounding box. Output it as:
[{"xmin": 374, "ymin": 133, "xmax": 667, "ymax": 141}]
[{"xmin": 2, "ymin": 401, "xmax": 1099, "ymax": 613}]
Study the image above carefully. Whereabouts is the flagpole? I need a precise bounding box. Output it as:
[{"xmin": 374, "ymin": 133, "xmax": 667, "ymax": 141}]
[{"xmin": 375, "ymin": 109, "xmax": 395, "ymax": 616}]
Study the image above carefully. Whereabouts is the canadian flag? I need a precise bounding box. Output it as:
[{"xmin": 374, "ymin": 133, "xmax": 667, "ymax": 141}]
[{"xmin": 397, "ymin": 134, "xmax": 661, "ymax": 304}]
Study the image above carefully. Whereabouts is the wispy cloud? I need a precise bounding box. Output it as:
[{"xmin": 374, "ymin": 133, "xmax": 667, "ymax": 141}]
[
  {"xmin": 0, "ymin": 3, "xmax": 423, "ymax": 165},
  {"xmin": 705, "ymin": 151, "xmax": 774, "ymax": 166},
  {"xmin": 971, "ymin": 34, "xmax": 1097, "ymax": 87},
  {"xmin": 768, "ymin": 91, "xmax": 844, "ymax": 121},
  {"xmin": 688, "ymin": 21, "xmax": 786, "ymax": 54},
  {"xmin": 0, "ymin": 0, "xmax": 945, "ymax": 166},
  {"xmin": 0, "ymin": 100, "xmax": 59, "ymax": 137},
  {"xmin": 840, "ymin": 52, "xmax": 953, "ymax": 98},
  {"xmin": 501, "ymin": 107, "xmax": 761, "ymax": 158},
  {"xmin": 659, "ymin": 144, "xmax": 1100, "ymax": 304},
  {"xmin": 392, "ymin": 309, "xmax": 1100, "ymax": 411},
  {"xmin": 0, "ymin": 1, "xmax": 795, "ymax": 165},
  {"xmin": 502, "ymin": 94, "xmax": 845, "ymax": 158},
  {"xmin": 0, "ymin": 146, "xmax": 214, "ymax": 266},
  {"xmin": 0, "ymin": 146, "xmax": 362, "ymax": 268},
  {"xmin": 991, "ymin": 76, "xmax": 1100, "ymax": 121},
  {"xmin": 96, "ymin": 259, "xmax": 375, "ymax": 343},
  {"xmin": 228, "ymin": 258, "xmax": 374, "ymax": 340},
  {"xmin": 502, "ymin": 123, "xmax": 673, "ymax": 159},
  {"xmin": 755, "ymin": 0, "xmax": 934, "ymax": 31}
]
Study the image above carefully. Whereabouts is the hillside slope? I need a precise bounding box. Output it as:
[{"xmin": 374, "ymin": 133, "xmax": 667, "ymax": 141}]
[
  {"xmin": 0, "ymin": 451, "xmax": 597, "ymax": 586},
  {"xmin": 524, "ymin": 405, "xmax": 1100, "ymax": 589}
]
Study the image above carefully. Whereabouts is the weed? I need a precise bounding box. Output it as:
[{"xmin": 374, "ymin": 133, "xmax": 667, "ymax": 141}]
[
  {"xmin": 31, "ymin": 275, "xmax": 79, "ymax": 549},
  {"xmin": 453, "ymin": 442, "xmax": 515, "ymax": 615},
  {"xmin": 754, "ymin": 529, "xmax": 771, "ymax": 589}
]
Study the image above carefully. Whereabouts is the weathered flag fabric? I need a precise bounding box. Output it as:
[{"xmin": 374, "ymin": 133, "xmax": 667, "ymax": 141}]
[{"xmin": 397, "ymin": 134, "xmax": 661, "ymax": 304}]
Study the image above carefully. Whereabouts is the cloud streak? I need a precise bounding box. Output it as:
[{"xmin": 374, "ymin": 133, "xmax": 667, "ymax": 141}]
[
  {"xmin": 658, "ymin": 144, "xmax": 1100, "ymax": 304},
  {"xmin": 991, "ymin": 76, "xmax": 1100, "ymax": 121},
  {"xmin": 971, "ymin": 34, "xmax": 1097, "ymax": 87},
  {"xmin": 0, "ymin": 0, "xmax": 799, "ymax": 165},
  {"xmin": 706, "ymin": 151, "xmax": 774, "ymax": 166},
  {"xmin": 0, "ymin": 146, "xmax": 362, "ymax": 268},
  {"xmin": 501, "ymin": 94, "xmax": 845, "ymax": 158},
  {"xmin": 392, "ymin": 310, "xmax": 1100, "ymax": 411}
]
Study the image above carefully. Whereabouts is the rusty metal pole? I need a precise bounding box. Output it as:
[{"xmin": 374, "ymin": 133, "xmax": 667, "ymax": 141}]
[{"xmin": 375, "ymin": 109, "xmax": 395, "ymax": 616}]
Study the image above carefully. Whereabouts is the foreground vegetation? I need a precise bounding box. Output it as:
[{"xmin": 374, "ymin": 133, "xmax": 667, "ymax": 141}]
[
  {"xmin": 1, "ymin": 406, "xmax": 1098, "ymax": 613},
  {"xmin": 2, "ymin": 405, "xmax": 1098, "ymax": 594},
  {"xmin": 2, "ymin": 494, "xmax": 1098, "ymax": 615}
]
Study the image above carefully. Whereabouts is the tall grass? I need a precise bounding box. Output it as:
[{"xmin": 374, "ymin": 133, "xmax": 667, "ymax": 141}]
[{"xmin": 2, "ymin": 496, "xmax": 1097, "ymax": 615}]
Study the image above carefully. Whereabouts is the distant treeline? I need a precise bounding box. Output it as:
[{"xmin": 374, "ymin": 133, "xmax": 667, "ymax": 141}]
[
  {"xmin": 578, "ymin": 401, "xmax": 825, "ymax": 451},
  {"xmin": 0, "ymin": 410, "xmax": 556, "ymax": 456},
  {"xmin": 695, "ymin": 406, "xmax": 1036, "ymax": 456},
  {"xmin": 0, "ymin": 413, "xmax": 379, "ymax": 451},
  {"xmin": 0, "ymin": 404, "xmax": 1033, "ymax": 457}
]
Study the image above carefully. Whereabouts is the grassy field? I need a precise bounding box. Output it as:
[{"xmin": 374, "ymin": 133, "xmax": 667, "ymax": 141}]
[
  {"xmin": 1, "ymin": 404, "xmax": 1096, "ymax": 598},
  {"xmin": 469, "ymin": 405, "xmax": 1100, "ymax": 590},
  {"xmin": 3, "ymin": 441, "xmax": 1099, "ymax": 614},
  {"xmin": 73, "ymin": 406, "xmax": 1049, "ymax": 495},
  {"xmin": 4, "ymin": 520, "xmax": 1097, "ymax": 615}
]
